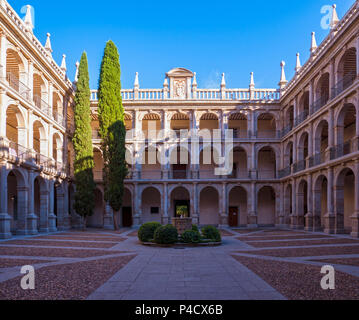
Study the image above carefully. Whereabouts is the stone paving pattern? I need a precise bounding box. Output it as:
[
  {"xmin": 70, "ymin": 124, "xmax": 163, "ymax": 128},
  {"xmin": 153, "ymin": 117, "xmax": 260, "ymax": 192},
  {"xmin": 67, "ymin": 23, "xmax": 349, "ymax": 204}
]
[{"xmin": 0, "ymin": 228, "xmax": 358, "ymax": 300}]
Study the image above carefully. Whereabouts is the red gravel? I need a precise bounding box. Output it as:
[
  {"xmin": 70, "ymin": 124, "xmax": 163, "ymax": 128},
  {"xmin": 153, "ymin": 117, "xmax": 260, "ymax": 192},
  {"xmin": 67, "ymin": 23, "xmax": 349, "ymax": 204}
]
[
  {"xmin": 311, "ymin": 258, "xmax": 359, "ymax": 267},
  {"xmin": 232, "ymin": 255, "xmax": 359, "ymax": 300},
  {"xmin": 0, "ymin": 247, "xmax": 126, "ymax": 258},
  {"xmin": 0, "ymin": 259, "xmax": 52, "ymax": 268},
  {"xmin": 3, "ymin": 240, "xmax": 117, "ymax": 249},
  {"xmin": 0, "ymin": 255, "xmax": 136, "ymax": 300},
  {"xmin": 33, "ymin": 235, "xmax": 126, "ymax": 242},
  {"xmin": 236, "ymin": 246, "xmax": 359, "ymax": 258},
  {"xmin": 237, "ymin": 235, "xmax": 331, "ymax": 241},
  {"xmin": 245, "ymin": 238, "xmax": 359, "ymax": 248}
]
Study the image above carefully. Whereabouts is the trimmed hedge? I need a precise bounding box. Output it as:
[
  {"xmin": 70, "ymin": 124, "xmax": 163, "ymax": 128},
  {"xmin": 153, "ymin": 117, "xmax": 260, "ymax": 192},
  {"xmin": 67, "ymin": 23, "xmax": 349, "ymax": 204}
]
[
  {"xmin": 181, "ymin": 230, "xmax": 202, "ymax": 243},
  {"xmin": 201, "ymin": 225, "xmax": 221, "ymax": 242},
  {"xmin": 154, "ymin": 225, "xmax": 178, "ymax": 244},
  {"xmin": 138, "ymin": 222, "xmax": 162, "ymax": 242},
  {"xmin": 192, "ymin": 225, "xmax": 199, "ymax": 232}
]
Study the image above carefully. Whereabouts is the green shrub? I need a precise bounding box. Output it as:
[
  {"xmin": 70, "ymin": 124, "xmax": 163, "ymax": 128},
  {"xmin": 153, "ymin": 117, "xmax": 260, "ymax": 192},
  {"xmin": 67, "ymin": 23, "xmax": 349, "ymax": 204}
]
[
  {"xmin": 154, "ymin": 225, "xmax": 178, "ymax": 244},
  {"xmin": 192, "ymin": 225, "xmax": 199, "ymax": 232},
  {"xmin": 138, "ymin": 222, "xmax": 162, "ymax": 242},
  {"xmin": 181, "ymin": 230, "xmax": 202, "ymax": 243},
  {"xmin": 201, "ymin": 225, "xmax": 221, "ymax": 242}
]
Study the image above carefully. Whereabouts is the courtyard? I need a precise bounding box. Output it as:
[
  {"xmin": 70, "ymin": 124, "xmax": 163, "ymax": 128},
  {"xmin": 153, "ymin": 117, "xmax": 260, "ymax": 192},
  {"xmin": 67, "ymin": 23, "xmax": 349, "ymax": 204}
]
[{"xmin": 0, "ymin": 228, "xmax": 358, "ymax": 300}]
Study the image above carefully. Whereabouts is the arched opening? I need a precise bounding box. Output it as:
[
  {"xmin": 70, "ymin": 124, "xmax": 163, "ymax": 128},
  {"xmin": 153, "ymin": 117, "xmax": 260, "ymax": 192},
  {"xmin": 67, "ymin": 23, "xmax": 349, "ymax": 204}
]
[
  {"xmin": 141, "ymin": 187, "xmax": 161, "ymax": 223},
  {"xmin": 313, "ymin": 120, "xmax": 328, "ymax": 165},
  {"xmin": 171, "ymin": 113, "xmax": 190, "ymax": 133},
  {"xmin": 87, "ymin": 188, "xmax": 104, "ymax": 228},
  {"xmin": 200, "ymin": 187, "xmax": 219, "ymax": 226},
  {"xmin": 141, "ymin": 146, "xmax": 161, "ymax": 179},
  {"xmin": 199, "ymin": 113, "xmax": 219, "ymax": 131},
  {"xmin": 228, "ymin": 186, "xmax": 247, "ymax": 227},
  {"xmin": 284, "ymin": 184, "xmax": 292, "ymax": 225},
  {"xmin": 170, "ymin": 187, "xmax": 190, "ymax": 218},
  {"xmin": 314, "ymin": 73, "xmax": 330, "ymax": 111},
  {"xmin": 93, "ymin": 148, "xmax": 103, "ymax": 182},
  {"xmin": 296, "ymin": 132, "xmax": 308, "ymax": 172},
  {"xmin": 314, "ymin": 175, "xmax": 328, "ymax": 230},
  {"xmin": 297, "ymin": 180, "xmax": 308, "ymax": 228},
  {"xmin": 335, "ymin": 48, "xmax": 356, "ymax": 96},
  {"xmin": 296, "ymin": 92, "xmax": 309, "ymax": 125},
  {"xmin": 334, "ymin": 104, "xmax": 356, "ymax": 157},
  {"xmin": 284, "ymin": 106, "xmax": 294, "ymax": 134},
  {"xmin": 52, "ymin": 92, "xmax": 63, "ymax": 124},
  {"xmin": 170, "ymin": 146, "xmax": 190, "ymax": 179},
  {"xmin": 257, "ymin": 146, "xmax": 276, "ymax": 179},
  {"xmin": 33, "ymin": 121, "xmax": 47, "ymax": 159},
  {"xmin": 142, "ymin": 113, "xmax": 161, "ymax": 139},
  {"xmin": 335, "ymin": 168, "xmax": 355, "ymax": 234},
  {"xmin": 52, "ymin": 133, "xmax": 63, "ymax": 164},
  {"xmin": 228, "ymin": 147, "xmax": 248, "ymax": 179},
  {"xmin": 199, "ymin": 147, "xmax": 220, "ymax": 179},
  {"xmin": 6, "ymin": 105, "xmax": 26, "ymax": 155},
  {"xmin": 257, "ymin": 186, "xmax": 276, "ymax": 226},
  {"xmin": 6, "ymin": 49, "xmax": 26, "ymax": 94},
  {"xmin": 122, "ymin": 188, "xmax": 133, "ymax": 227},
  {"xmin": 228, "ymin": 113, "xmax": 248, "ymax": 138},
  {"xmin": 257, "ymin": 113, "xmax": 277, "ymax": 138},
  {"xmin": 33, "ymin": 73, "xmax": 48, "ymax": 110},
  {"xmin": 7, "ymin": 170, "xmax": 26, "ymax": 235},
  {"xmin": 284, "ymin": 142, "xmax": 294, "ymax": 168}
]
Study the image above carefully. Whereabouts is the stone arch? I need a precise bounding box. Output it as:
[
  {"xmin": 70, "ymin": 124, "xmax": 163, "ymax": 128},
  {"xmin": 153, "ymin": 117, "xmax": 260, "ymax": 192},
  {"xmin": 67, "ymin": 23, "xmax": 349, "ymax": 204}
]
[
  {"xmin": 141, "ymin": 186, "xmax": 162, "ymax": 223},
  {"xmin": 93, "ymin": 147, "xmax": 104, "ymax": 181},
  {"xmin": 228, "ymin": 146, "xmax": 248, "ymax": 178},
  {"xmin": 199, "ymin": 186, "xmax": 219, "ymax": 226},
  {"xmin": 284, "ymin": 140, "xmax": 294, "ymax": 167},
  {"xmin": 124, "ymin": 112, "xmax": 133, "ymax": 130},
  {"xmin": 257, "ymin": 146, "xmax": 277, "ymax": 179},
  {"xmin": 334, "ymin": 103, "xmax": 357, "ymax": 155},
  {"xmin": 33, "ymin": 71, "xmax": 48, "ymax": 109},
  {"xmin": 313, "ymin": 174, "xmax": 328, "ymax": 230},
  {"xmin": 297, "ymin": 131, "xmax": 309, "ymax": 169},
  {"xmin": 32, "ymin": 120, "xmax": 47, "ymax": 156},
  {"xmin": 257, "ymin": 186, "xmax": 276, "ymax": 226},
  {"xmin": 52, "ymin": 132, "xmax": 63, "ymax": 163},
  {"xmin": 297, "ymin": 179, "xmax": 308, "ymax": 227},
  {"xmin": 336, "ymin": 47, "xmax": 356, "ymax": 92},
  {"xmin": 141, "ymin": 146, "xmax": 162, "ymax": 180},
  {"xmin": 257, "ymin": 112, "xmax": 278, "ymax": 138},
  {"xmin": 298, "ymin": 91, "xmax": 309, "ymax": 119},
  {"xmin": 228, "ymin": 186, "xmax": 247, "ymax": 226},
  {"xmin": 313, "ymin": 119, "xmax": 329, "ymax": 163},
  {"xmin": 199, "ymin": 145, "xmax": 221, "ymax": 179},
  {"xmin": 170, "ymin": 112, "xmax": 190, "ymax": 131},
  {"xmin": 285, "ymin": 105, "xmax": 294, "ymax": 129},
  {"xmin": 6, "ymin": 104, "xmax": 26, "ymax": 150},
  {"xmin": 314, "ymin": 72, "xmax": 330, "ymax": 109},
  {"xmin": 52, "ymin": 91, "xmax": 63, "ymax": 122},
  {"xmin": 228, "ymin": 112, "xmax": 248, "ymax": 138},
  {"xmin": 170, "ymin": 186, "xmax": 191, "ymax": 218},
  {"xmin": 169, "ymin": 146, "xmax": 190, "ymax": 179},
  {"xmin": 142, "ymin": 113, "xmax": 162, "ymax": 138},
  {"xmin": 335, "ymin": 167, "xmax": 355, "ymax": 234},
  {"xmin": 199, "ymin": 112, "xmax": 219, "ymax": 131},
  {"xmin": 6, "ymin": 48, "xmax": 26, "ymax": 86}
]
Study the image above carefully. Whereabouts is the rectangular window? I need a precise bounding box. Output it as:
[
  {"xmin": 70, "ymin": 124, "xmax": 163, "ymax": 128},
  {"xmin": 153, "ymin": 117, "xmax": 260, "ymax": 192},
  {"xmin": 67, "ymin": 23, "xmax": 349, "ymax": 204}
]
[{"xmin": 151, "ymin": 207, "xmax": 159, "ymax": 214}]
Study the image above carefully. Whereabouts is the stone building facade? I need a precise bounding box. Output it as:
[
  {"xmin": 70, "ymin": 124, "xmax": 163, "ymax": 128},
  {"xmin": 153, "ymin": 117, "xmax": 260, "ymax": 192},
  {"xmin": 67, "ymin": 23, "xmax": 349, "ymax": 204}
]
[{"xmin": 0, "ymin": 0, "xmax": 359, "ymax": 238}]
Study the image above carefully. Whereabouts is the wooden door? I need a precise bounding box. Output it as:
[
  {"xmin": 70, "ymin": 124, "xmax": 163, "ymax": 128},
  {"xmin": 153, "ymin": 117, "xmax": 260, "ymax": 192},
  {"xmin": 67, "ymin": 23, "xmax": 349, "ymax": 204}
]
[
  {"xmin": 122, "ymin": 207, "xmax": 133, "ymax": 227},
  {"xmin": 229, "ymin": 207, "xmax": 238, "ymax": 227}
]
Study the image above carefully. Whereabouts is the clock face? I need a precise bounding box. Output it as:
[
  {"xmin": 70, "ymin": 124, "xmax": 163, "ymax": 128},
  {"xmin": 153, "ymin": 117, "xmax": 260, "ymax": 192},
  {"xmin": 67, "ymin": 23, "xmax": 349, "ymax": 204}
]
[{"xmin": 174, "ymin": 80, "xmax": 186, "ymax": 99}]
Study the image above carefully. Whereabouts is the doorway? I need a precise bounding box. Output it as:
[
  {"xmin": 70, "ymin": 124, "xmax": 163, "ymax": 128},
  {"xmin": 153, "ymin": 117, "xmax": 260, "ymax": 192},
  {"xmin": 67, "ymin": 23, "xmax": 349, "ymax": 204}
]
[
  {"xmin": 229, "ymin": 207, "xmax": 239, "ymax": 227},
  {"xmin": 122, "ymin": 207, "xmax": 133, "ymax": 227}
]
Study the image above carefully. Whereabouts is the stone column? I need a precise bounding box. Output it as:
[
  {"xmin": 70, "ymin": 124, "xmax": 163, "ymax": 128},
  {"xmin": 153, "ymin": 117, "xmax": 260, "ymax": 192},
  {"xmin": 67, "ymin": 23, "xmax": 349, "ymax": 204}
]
[
  {"xmin": 104, "ymin": 202, "xmax": 114, "ymax": 230},
  {"xmin": 356, "ymin": 35, "xmax": 359, "ymax": 79},
  {"xmin": 219, "ymin": 183, "xmax": 228, "ymax": 227},
  {"xmin": 48, "ymin": 179, "xmax": 57, "ymax": 232},
  {"xmin": 192, "ymin": 183, "xmax": 199, "ymax": 225},
  {"xmin": 324, "ymin": 167, "xmax": 335, "ymax": 234},
  {"xmin": 305, "ymin": 174, "xmax": 313, "ymax": 231},
  {"xmin": 329, "ymin": 59, "xmax": 335, "ymax": 100},
  {"xmin": 250, "ymin": 111, "xmax": 257, "ymax": 138},
  {"xmin": 27, "ymin": 170, "xmax": 38, "ymax": 235},
  {"xmin": 249, "ymin": 143, "xmax": 257, "ymax": 179},
  {"xmin": 276, "ymin": 183, "xmax": 285, "ymax": 227},
  {"xmin": 327, "ymin": 108, "xmax": 334, "ymax": 161},
  {"xmin": 0, "ymin": 163, "xmax": 11, "ymax": 239},
  {"xmin": 309, "ymin": 80, "xmax": 314, "ymax": 115},
  {"xmin": 48, "ymin": 82, "xmax": 53, "ymax": 116},
  {"xmin": 290, "ymin": 178, "xmax": 297, "ymax": 228},
  {"xmin": 55, "ymin": 184, "xmax": 66, "ymax": 231},
  {"xmin": 248, "ymin": 182, "xmax": 258, "ymax": 227},
  {"xmin": 162, "ymin": 183, "xmax": 169, "ymax": 225},
  {"xmin": 39, "ymin": 189, "xmax": 49, "ymax": 233},
  {"xmin": 351, "ymin": 161, "xmax": 359, "ymax": 238},
  {"xmin": 132, "ymin": 183, "xmax": 141, "ymax": 227},
  {"xmin": 0, "ymin": 92, "xmax": 7, "ymax": 137},
  {"xmin": 61, "ymin": 181, "xmax": 70, "ymax": 230}
]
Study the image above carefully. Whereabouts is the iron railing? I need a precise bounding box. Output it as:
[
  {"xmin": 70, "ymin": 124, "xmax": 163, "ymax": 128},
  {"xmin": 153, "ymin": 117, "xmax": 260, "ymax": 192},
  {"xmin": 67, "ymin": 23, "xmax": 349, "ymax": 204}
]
[{"xmin": 331, "ymin": 72, "xmax": 356, "ymax": 98}]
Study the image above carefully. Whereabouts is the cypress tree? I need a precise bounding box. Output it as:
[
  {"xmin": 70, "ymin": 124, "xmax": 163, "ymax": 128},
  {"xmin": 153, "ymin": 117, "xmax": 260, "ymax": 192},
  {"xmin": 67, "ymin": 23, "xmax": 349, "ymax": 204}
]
[
  {"xmin": 73, "ymin": 52, "xmax": 96, "ymax": 230},
  {"xmin": 98, "ymin": 40, "xmax": 127, "ymax": 230}
]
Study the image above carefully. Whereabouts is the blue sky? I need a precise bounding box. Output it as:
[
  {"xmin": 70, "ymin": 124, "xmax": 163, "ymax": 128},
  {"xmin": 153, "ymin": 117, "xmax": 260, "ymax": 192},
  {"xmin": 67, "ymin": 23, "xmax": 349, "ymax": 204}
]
[{"xmin": 13, "ymin": 0, "xmax": 354, "ymax": 89}]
